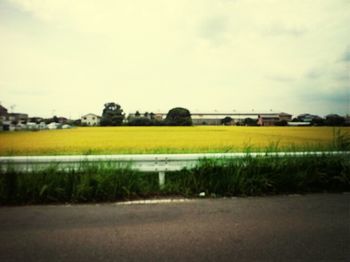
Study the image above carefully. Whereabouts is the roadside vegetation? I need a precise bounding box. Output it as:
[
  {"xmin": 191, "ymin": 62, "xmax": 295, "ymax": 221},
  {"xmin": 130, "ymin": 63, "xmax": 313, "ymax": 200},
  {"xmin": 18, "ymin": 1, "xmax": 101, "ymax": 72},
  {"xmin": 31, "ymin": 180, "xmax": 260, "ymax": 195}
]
[
  {"xmin": 1, "ymin": 128, "xmax": 349, "ymax": 204},
  {"xmin": 1, "ymin": 153, "xmax": 349, "ymax": 204}
]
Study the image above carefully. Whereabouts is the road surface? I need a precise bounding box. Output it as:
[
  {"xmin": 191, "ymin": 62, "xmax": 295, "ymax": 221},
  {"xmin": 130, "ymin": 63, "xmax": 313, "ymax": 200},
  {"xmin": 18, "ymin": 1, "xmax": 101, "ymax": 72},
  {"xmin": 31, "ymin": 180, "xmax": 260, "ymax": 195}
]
[{"xmin": 0, "ymin": 194, "xmax": 349, "ymax": 261}]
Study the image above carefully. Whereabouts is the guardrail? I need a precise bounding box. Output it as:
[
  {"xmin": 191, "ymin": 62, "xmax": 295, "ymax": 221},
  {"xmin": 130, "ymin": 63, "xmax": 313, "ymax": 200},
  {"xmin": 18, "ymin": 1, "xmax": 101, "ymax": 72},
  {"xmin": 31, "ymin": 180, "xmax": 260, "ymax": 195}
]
[{"xmin": 1, "ymin": 151, "xmax": 349, "ymax": 187}]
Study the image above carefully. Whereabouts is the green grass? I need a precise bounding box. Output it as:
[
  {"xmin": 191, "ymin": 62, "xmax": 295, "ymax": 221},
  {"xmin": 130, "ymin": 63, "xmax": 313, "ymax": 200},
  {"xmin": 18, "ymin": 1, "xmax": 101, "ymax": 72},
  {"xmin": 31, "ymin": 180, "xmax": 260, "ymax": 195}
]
[
  {"xmin": 1, "ymin": 154, "xmax": 349, "ymax": 204},
  {"xmin": 164, "ymin": 154, "xmax": 350, "ymax": 196}
]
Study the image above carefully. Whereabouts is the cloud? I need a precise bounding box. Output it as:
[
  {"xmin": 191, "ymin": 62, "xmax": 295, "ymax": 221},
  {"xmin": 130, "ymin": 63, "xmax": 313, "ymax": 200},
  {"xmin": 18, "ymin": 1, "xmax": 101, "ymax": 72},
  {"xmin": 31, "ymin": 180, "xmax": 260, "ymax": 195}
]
[
  {"xmin": 262, "ymin": 23, "xmax": 307, "ymax": 37},
  {"xmin": 198, "ymin": 16, "xmax": 229, "ymax": 41},
  {"xmin": 265, "ymin": 75, "xmax": 296, "ymax": 82},
  {"xmin": 1, "ymin": 0, "xmax": 350, "ymax": 117},
  {"xmin": 305, "ymin": 68, "xmax": 325, "ymax": 79},
  {"xmin": 341, "ymin": 48, "xmax": 350, "ymax": 62}
]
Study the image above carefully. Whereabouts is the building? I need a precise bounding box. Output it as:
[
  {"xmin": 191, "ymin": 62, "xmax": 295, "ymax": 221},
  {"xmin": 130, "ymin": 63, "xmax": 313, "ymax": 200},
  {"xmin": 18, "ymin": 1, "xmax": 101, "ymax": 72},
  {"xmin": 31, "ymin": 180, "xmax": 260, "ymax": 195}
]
[
  {"xmin": 297, "ymin": 113, "xmax": 322, "ymax": 122},
  {"xmin": 191, "ymin": 114, "xmax": 228, "ymax": 125},
  {"xmin": 0, "ymin": 105, "xmax": 8, "ymax": 130},
  {"xmin": 287, "ymin": 122, "xmax": 311, "ymax": 126},
  {"xmin": 125, "ymin": 111, "xmax": 292, "ymax": 126},
  {"xmin": 257, "ymin": 114, "xmax": 280, "ymax": 126},
  {"xmin": 7, "ymin": 113, "xmax": 28, "ymax": 123},
  {"xmin": 258, "ymin": 112, "xmax": 292, "ymax": 126},
  {"xmin": 81, "ymin": 113, "xmax": 101, "ymax": 126},
  {"xmin": 191, "ymin": 113, "xmax": 259, "ymax": 126},
  {"xmin": 0, "ymin": 105, "xmax": 8, "ymax": 119},
  {"xmin": 278, "ymin": 112, "xmax": 292, "ymax": 122}
]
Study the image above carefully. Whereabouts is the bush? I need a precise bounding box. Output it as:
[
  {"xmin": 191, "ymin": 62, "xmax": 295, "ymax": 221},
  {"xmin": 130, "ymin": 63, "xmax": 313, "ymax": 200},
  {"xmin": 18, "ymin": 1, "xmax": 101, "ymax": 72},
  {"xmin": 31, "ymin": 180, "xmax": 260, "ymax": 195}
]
[{"xmin": 165, "ymin": 107, "xmax": 192, "ymax": 126}]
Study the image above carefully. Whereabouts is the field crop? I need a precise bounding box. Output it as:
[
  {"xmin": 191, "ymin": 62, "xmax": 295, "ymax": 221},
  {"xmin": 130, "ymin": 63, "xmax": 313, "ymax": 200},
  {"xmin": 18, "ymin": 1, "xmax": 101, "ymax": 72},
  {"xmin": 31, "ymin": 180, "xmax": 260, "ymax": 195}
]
[{"xmin": 0, "ymin": 126, "xmax": 349, "ymax": 156}]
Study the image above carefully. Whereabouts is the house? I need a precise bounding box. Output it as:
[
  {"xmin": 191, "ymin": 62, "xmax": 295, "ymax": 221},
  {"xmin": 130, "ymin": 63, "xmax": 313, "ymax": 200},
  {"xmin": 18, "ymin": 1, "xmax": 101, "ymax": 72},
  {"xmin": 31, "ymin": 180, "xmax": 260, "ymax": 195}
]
[
  {"xmin": 39, "ymin": 122, "xmax": 47, "ymax": 130},
  {"xmin": 81, "ymin": 113, "xmax": 101, "ymax": 126},
  {"xmin": 278, "ymin": 112, "xmax": 292, "ymax": 122},
  {"xmin": 0, "ymin": 105, "xmax": 7, "ymax": 131},
  {"xmin": 7, "ymin": 113, "xmax": 28, "ymax": 124},
  {"xmin": 47, "ymin": 122, "xmax": 60, "ymax": 130},
  {"xmin": 0, "ymin": 105, "xmax": 29, "ymax": 131},
  {"xmin": 0, "ymin": 105, "xmax": 8, "ymax": 120},
  {"xmin": 258, "ymin": 114, "xmax": 280, "ymax": 126},
  {"xmin": 57, "ymin": 117, "xmax": 68, "ymax": 124},
  {"xmin": 258, "ymin": 112, "xmax": 292, "ymax": 126},
  {"xmin": 26, "ymin": 122, "xmax": 39, "ymax": 130}
]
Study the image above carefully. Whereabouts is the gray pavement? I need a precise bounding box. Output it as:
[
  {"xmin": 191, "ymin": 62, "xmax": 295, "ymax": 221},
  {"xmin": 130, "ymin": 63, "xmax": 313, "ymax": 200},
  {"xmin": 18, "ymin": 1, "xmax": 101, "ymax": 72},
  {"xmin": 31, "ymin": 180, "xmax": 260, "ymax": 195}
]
[{"xmin": 0, "ymin": 194, "xmax": 349, "ymax": 261}]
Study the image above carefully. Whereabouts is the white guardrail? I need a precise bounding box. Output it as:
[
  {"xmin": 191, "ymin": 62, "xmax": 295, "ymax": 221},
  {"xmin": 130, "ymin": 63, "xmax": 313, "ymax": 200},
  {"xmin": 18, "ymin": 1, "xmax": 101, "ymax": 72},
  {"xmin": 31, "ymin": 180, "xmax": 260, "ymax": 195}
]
[{"xmin": 1, "ymin": 151, "xmax": 349, "ymax": 187}]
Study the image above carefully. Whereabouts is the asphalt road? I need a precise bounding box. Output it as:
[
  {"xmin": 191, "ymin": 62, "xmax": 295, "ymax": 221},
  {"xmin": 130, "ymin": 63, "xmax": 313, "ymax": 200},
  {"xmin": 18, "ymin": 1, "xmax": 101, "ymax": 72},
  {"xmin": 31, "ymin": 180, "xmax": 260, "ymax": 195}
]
[{"xmin": 0, "ymin": 194, "xmax": 349, "ymax": 262}]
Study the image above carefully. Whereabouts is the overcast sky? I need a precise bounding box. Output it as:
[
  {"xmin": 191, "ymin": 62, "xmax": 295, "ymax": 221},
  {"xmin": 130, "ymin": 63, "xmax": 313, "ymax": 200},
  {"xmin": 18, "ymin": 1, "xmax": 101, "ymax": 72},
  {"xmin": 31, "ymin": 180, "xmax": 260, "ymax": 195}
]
[{"xmin": 0, "ymin": 0, "xmax": 349, "ymax": 118}]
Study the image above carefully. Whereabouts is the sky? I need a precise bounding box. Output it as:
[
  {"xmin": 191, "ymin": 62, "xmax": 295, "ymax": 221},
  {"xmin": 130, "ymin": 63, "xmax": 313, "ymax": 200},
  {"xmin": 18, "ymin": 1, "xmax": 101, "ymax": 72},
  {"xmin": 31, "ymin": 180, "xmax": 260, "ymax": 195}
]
[{"xmin": 0, "ymin": 0, "xmax": 349, "ymax": 119}]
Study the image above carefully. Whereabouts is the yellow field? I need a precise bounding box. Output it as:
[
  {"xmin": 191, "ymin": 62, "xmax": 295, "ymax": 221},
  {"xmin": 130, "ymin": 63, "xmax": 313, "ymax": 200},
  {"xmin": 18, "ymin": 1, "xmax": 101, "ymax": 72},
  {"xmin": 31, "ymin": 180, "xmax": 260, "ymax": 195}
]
[{"xmin": 0, "ymin": 126, "xmax": 348, "ymax": 156}]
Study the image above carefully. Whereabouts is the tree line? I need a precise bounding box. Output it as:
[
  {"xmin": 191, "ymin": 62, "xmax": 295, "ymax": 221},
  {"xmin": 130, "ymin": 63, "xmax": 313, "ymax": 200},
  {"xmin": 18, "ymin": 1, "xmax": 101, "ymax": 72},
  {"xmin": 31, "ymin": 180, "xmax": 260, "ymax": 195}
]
[
  {"xmin": 100, "ymin": 102, "xmax": 192, "ymax": 126},
  {"xmin": 100, "ymin": 102, "xmax": 349, "ymax": 127}
]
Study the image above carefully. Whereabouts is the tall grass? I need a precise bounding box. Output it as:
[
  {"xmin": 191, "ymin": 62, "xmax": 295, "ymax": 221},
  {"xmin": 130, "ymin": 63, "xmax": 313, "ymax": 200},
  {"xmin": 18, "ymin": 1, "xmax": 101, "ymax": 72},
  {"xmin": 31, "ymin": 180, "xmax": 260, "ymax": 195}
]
[
  {"xmin": 0, "ymin": 163, "xmax": 159, "ymax": 204},
  {"xmin": 1, "ymin": 153, "xmax": 349, "ymax": 204},
  {"xmin": 164, "ymin": 154, "xmax": 350, "ymax": 196},
  {"xmin": 332, "ymin": 128, "xmax": 350, "ymax": 150}
]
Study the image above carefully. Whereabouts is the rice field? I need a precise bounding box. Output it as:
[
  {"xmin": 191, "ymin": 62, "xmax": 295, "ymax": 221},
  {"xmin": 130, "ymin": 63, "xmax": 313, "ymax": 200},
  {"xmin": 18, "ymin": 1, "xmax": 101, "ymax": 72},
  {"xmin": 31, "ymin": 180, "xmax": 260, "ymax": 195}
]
[{"xmin": 0, "ymin": 126, "xmax": 348, "ymax": 156}]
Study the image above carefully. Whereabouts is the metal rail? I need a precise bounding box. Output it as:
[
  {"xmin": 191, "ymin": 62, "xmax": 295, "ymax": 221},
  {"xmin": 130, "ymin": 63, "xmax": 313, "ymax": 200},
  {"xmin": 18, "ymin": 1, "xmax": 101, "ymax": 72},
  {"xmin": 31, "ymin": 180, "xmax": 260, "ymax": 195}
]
[{"xmin": 1, "ymin": 151, "xmax": 349, "ymax": 187}]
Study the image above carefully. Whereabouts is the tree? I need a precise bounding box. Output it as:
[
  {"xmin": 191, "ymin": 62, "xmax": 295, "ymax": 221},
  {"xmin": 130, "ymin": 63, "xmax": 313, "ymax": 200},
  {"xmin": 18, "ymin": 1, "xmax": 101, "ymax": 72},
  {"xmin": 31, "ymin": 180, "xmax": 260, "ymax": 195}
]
[
  {"xmin": 101, "ymin": 102, "xmax": 125, "ymax": 126},
  {"xmin": 221, "ymin": 117, "xmax": 233, "ymax": 125},
  {"xmin": 325, "ymin": 114, "xmax": 345, "ymax": 126},
  {"xmin": 128, "ymin": 117, "xmax": 153, "ymax": 126},
  {"xmin": 165, "ymin": 107, "xmax": 192, "ymax": 126},
  {"xmin": 53, "ymin": 116, "xmax": 59, "ymax": 123},
  {"xmin": 135, "ymin": 111, "xmax": 141, "ymax": 117},
  {"xmin": 311, "ymin": 117, "xmax": 325, "ymax": 126},
  {"xmin": 243, "ymin": 118, "xmax": 258, "ymax": 126}
]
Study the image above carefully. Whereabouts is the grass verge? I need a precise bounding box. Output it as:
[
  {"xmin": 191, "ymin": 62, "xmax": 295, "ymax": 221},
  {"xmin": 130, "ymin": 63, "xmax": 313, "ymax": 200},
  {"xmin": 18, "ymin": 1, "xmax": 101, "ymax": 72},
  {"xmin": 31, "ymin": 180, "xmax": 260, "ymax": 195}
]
[{"xmin": 1, "ymin": 154, "xmax": 349, "ymax": 204}]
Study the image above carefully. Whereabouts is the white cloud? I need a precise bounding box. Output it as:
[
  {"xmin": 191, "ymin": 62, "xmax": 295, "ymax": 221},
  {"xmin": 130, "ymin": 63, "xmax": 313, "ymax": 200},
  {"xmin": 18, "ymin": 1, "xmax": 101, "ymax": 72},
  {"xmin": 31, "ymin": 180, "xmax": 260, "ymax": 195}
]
[{"xmin": 1, "ymin": 0, "xmax": 349, "ymax": 117}]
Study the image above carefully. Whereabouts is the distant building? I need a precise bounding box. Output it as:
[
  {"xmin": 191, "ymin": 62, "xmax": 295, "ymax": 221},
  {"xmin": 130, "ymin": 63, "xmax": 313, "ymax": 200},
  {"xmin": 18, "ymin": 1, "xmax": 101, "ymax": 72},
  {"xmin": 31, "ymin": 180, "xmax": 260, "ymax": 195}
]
[
  {"xmin": 258, "ymin": 112, "xmax": 292, "ymax": 126},
  {"xmin": 297, "ymin": 113, "xmax": 322, "ymax": 122},
  {"xmin": 278, "ymin": 112, "xmax": 292, "ymax": 122},
  {"xmin": 47, "ymin": 122, "xmax": 59, "ymax": 130},
  {"xmin": 57, "ymin": 117, "xmax": 68, "ymax": 124},
  {"xmin": 191, "ymin": 113, "xmax": 258, "ymax": 126},
  {"xmin": 288, "ymin": 122, "xmax": 311, "ymax": 126},
  {"xmin": 81, "ymin": 113, "xmax": 101, "ymax": 126},
  {"xmin": 191, "ymin": 114, "xmax": 227, "ymax": 125},
  {"xmin": 0, "ymin": 105, "xmax": 8, "ymax": 119},
  {"xmin": 7, "ymin": 113, "xmax": 28, "ymax": 124},
  {"xmin": 0, "ymin": 105, "xmax": 8, "ymax": 130},
  {"xmin": 258, "ymin": 114, "xmax": 280, "ymax": 126}
]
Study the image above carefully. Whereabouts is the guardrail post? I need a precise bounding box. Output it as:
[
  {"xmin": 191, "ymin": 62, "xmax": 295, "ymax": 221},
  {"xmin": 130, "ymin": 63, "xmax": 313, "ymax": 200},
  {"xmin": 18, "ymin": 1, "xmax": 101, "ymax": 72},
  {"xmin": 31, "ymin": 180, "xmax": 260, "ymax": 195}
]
[{"xmin": 158, "ymin": 171, "xmax": 165, "ymax": 189}]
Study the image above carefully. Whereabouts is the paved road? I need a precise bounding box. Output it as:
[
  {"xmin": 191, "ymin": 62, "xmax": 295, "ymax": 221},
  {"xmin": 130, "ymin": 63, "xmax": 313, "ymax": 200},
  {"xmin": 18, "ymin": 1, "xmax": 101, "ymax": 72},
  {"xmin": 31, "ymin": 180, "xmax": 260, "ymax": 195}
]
[{"xmin": 0, "ymin": 194, "xmax": 349, "ymax": 262}]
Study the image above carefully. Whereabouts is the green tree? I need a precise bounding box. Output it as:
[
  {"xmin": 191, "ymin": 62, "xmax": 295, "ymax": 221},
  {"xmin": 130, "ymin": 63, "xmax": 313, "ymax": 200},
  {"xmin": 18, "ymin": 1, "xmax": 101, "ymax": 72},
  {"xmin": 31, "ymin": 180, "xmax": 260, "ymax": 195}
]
[
  {"xmin": 101, "ymin": 102, "xmax": 125, "ymax": 126},
  {"xmin": 221, "ymin": 117, "xmax": 233, "ymax": 125},
  {"xmin": 243, "ymin": 118, "xmax": 258, "ymax": 126},
  {"xmin": 325, "ymin": 114, "xmax": 345, "ymax": 126},
  {"xmin": 128, "ymin": 117, "xmax": 153, "ymax": 126},
  {"xmin": 165, "ymin": 107, "xmax": 192, "ymax": 126}
]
